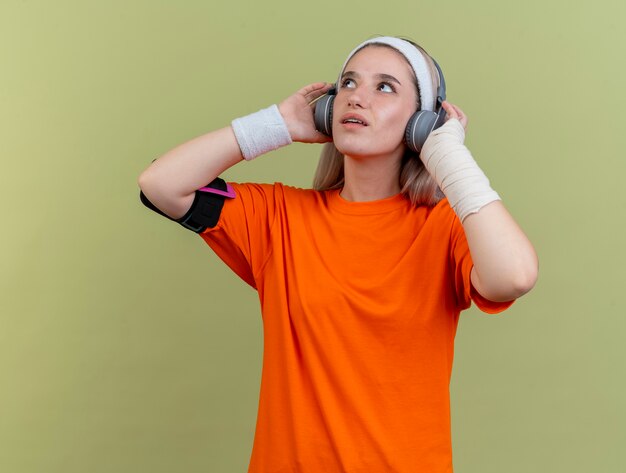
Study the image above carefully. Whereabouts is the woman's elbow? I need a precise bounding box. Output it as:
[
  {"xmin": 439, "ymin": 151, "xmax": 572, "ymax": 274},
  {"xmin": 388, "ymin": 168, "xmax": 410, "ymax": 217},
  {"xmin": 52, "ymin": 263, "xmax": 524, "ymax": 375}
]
[
  {"xmin": 474, "ymin": 258, "xmax": 539, "ymax": 302},
  {"xmin": 510, "ymin": 263, "xmax": 539, "ymax": 299},
  {"xmin": 137, "ymin": 166, "xmax": 157, "ymax": 192},
  {"xmin": 500, "ymin": 258, "xmax": 539, "ymax": 301},
  {"xmin": 137, "ymin": 171, "xmax": 192, "ymax": 220},
  {"xmin": 137, "ymin": 170, "xmax": 160, "ymax": 204}
]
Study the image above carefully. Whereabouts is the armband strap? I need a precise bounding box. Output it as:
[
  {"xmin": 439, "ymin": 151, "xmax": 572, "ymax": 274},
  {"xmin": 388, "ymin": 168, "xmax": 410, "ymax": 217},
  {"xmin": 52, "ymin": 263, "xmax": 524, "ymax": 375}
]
[{"xmin": 140, "ymin": 177, "xmax": 235, "ymax": 233}]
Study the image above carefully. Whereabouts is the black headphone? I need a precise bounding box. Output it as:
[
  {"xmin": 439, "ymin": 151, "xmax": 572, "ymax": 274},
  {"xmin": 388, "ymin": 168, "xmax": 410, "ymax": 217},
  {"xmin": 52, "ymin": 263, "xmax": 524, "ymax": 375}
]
[{"xmin": 314, "ymin": 58, "xmax": 447, "ymax": 153}]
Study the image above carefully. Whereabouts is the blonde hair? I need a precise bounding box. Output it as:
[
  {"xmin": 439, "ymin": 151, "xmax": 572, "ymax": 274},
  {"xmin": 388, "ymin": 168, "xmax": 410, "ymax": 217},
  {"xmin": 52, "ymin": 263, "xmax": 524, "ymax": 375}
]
[{"xmin": 312, "ymin": 39, "xmax": 445, "ymax": 206}]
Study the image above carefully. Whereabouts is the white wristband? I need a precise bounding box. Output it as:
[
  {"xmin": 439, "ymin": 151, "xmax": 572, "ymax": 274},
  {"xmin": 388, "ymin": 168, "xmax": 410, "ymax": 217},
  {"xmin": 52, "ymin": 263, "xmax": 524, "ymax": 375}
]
[
  {"xmin": 420, "ymin": 119, "xmax": 501, "ymax": 222},
  {"xmin": 231, "ymin": 104, "xmax": 292, "ymax": 161}
]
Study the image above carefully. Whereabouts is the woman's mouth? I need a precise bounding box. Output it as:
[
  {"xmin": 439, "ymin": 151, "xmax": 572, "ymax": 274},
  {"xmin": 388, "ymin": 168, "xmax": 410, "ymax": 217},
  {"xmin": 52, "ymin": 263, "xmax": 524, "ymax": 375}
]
[{"xmin": 340, "ymin": 114, "xmax": 368, "ymax": 126}]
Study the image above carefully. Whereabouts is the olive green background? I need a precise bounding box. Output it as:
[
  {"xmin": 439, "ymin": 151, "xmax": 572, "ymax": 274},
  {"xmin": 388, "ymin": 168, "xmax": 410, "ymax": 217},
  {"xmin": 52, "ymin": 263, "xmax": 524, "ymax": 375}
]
[{"xmin": 1, "ymin": 0, "xmax": 624, "ymax": 471}]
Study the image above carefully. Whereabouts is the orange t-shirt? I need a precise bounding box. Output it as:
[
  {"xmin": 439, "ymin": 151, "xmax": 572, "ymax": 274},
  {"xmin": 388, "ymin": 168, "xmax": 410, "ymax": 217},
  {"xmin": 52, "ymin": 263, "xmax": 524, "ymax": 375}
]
[{"xmin": 200, "ymin": 182, "xmax": 513, "ymax": 473}]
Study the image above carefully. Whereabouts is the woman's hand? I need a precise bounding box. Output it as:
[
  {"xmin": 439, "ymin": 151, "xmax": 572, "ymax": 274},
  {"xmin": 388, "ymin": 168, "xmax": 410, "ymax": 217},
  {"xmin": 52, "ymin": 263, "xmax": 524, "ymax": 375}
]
[
  {"xmin": 442, "ymin": 101, "xmax": 468, "ymax": 131},
  {"xmin": 279, "ymin": 82, "xmax": 334, "ymax": 144}
]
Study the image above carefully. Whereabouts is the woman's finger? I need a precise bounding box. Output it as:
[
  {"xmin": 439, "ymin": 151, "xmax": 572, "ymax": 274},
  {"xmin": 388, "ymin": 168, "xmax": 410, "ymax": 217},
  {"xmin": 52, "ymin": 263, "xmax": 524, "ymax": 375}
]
[
  {"xmin": 442, "ymin": 101, "xmax": 458, "ymax": 119},
  {"xmin": 302, "ymin": 82, "xmax": 333, "ymax": 101}
]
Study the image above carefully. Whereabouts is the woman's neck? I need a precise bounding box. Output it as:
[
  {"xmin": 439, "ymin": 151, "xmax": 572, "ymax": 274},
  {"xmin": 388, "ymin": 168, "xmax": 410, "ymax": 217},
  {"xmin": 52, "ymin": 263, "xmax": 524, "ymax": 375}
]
[{"xmin": 340, "ymin": 154, "xmax": 402, "ymax": 202}]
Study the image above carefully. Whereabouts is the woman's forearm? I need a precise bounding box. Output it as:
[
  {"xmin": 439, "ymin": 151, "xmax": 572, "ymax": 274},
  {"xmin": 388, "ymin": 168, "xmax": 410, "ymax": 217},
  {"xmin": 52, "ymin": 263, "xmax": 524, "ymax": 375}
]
[
  {"xmin": 463, "ymin": 200, "xmax": 538, "ymax": 302},
  {"xmin": 420, "ymin": 103, "xmax": 538, "ymax": 302},
  {"xmin": 137, "ymin": 126, "xmax": 243, "ymax": 219},
  {"xmin": 137, "ymin": 82, "xmax": 331, "ymax": 221}
]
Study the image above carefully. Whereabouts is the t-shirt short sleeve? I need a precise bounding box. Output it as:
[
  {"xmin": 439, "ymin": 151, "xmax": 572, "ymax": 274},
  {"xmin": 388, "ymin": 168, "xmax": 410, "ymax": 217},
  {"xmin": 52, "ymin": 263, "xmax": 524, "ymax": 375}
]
[
  {"xmin": 198, "ymin": 182, "xmax": 277, "ymax": 289},
  {"xmin": 449, "ymin": 207, "xmax": 515, "ymax": 315}
]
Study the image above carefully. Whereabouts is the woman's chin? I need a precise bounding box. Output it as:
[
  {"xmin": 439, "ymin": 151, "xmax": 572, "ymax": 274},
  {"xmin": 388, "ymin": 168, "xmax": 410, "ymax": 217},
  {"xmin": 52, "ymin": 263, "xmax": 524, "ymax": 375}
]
[
  {"xmin": 335, "ymin": 142, "xmax": 404, "ymax": 161},
  {"xmin": 333, "ymin": 138, "xmax": 369, "ymax": 158},
  {"xmin": 333, "ymin": 132, "xmax": 406, "ymax": 160}
]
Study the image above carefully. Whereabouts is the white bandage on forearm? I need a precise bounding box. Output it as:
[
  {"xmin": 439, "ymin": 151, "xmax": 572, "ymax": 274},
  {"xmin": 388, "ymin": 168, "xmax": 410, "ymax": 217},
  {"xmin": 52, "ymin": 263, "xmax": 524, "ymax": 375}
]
[
  {"xmin": 231, "ymin": 104, "xmax": 292, "ymax": 161},
  {"xmin": 421, "ymin": 119, "xmax": 501, "ymax": 221}
]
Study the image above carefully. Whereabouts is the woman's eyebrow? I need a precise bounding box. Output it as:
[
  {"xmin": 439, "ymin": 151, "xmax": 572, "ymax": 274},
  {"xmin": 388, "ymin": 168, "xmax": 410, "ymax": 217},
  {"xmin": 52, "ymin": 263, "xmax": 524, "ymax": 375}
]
[
  {"xmin": 341, "ymin": 71, "xmax": 402, "ymax": 85},
  {"xmin": 377, "ymin": 73, "xmax": 401, "ymax": 86},
  {"xmin": 341, "ymin": 71, "xmax": 360, "ymax": 81}
]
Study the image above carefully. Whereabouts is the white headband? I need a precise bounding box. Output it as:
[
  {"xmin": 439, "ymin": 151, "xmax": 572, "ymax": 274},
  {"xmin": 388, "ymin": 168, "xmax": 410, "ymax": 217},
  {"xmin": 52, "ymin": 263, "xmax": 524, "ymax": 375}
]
[{"xmin": 338, "ymin": 36, "xmax": 435, "ymax": 112}]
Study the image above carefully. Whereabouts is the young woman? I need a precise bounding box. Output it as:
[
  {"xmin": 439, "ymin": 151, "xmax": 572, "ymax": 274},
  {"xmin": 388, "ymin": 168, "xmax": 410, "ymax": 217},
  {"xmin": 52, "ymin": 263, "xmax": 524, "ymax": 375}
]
[{"xmin": 138, "ymin": 36, "xmax": 538, "ymax": 473}]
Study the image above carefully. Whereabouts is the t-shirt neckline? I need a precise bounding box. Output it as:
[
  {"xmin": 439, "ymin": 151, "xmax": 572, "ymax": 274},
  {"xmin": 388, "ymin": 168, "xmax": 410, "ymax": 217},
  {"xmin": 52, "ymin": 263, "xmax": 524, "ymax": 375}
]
[{"xmin": 328, "ymin": 188, "xmax": 409, "ymax": 215}]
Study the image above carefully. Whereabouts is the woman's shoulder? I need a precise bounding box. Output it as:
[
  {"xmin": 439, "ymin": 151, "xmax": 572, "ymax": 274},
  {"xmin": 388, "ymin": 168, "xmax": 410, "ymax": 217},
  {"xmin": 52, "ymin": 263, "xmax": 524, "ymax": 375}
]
[
  {"xmin": 424, "ymin": 197, "xmax": 468, "ymax": 239},
  {"xmin": 227, "ymin": 182, "xmax": 328, "ymax": 208},
  {"xmin": 229, "ymin": 181, "xmax": 323, "ymax": 197}
]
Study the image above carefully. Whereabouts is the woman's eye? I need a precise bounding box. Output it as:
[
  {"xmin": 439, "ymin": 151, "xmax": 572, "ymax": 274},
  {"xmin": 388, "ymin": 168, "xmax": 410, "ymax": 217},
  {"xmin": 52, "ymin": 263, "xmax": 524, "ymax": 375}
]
[
  {"xmin": 342, "ymin": 78, "xmax": 356, "ymax": 88},
  {"xmin": 378, "ymin": 83, "xmax": 394, "ymax": 93}
]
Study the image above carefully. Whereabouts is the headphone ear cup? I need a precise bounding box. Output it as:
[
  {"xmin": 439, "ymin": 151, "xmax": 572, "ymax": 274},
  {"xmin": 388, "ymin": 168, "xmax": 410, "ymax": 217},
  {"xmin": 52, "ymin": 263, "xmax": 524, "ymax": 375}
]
[
  {"xmin": 314, "ymin": 94, "xmax": 335, "ymax": 137},
  {"xmin": 404, "ymin": 110, "xmax": 439, "ymax": 153}
]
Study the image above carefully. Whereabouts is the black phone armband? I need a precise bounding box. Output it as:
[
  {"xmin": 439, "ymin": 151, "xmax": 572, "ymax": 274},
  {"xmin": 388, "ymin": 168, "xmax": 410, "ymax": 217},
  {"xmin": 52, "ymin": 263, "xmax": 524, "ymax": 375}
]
[{"xmin": 140, "ymin": 177, "xmax": 235, "ymax": 233}]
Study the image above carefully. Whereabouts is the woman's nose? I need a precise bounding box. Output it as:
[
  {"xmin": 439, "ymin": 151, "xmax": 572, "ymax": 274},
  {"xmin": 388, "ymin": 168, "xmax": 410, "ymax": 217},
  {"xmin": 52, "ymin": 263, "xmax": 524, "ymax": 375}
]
[{"xmin": 347, "ymin": 88, "xmax": 369, "ymax": 108}]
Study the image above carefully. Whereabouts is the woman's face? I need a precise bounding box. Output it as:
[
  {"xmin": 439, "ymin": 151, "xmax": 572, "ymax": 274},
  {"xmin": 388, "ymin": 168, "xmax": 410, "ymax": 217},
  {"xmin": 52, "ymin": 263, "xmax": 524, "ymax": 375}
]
[{"xmin": 331, "ymin": 45, "xmax": 419, "ymax": 161}]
